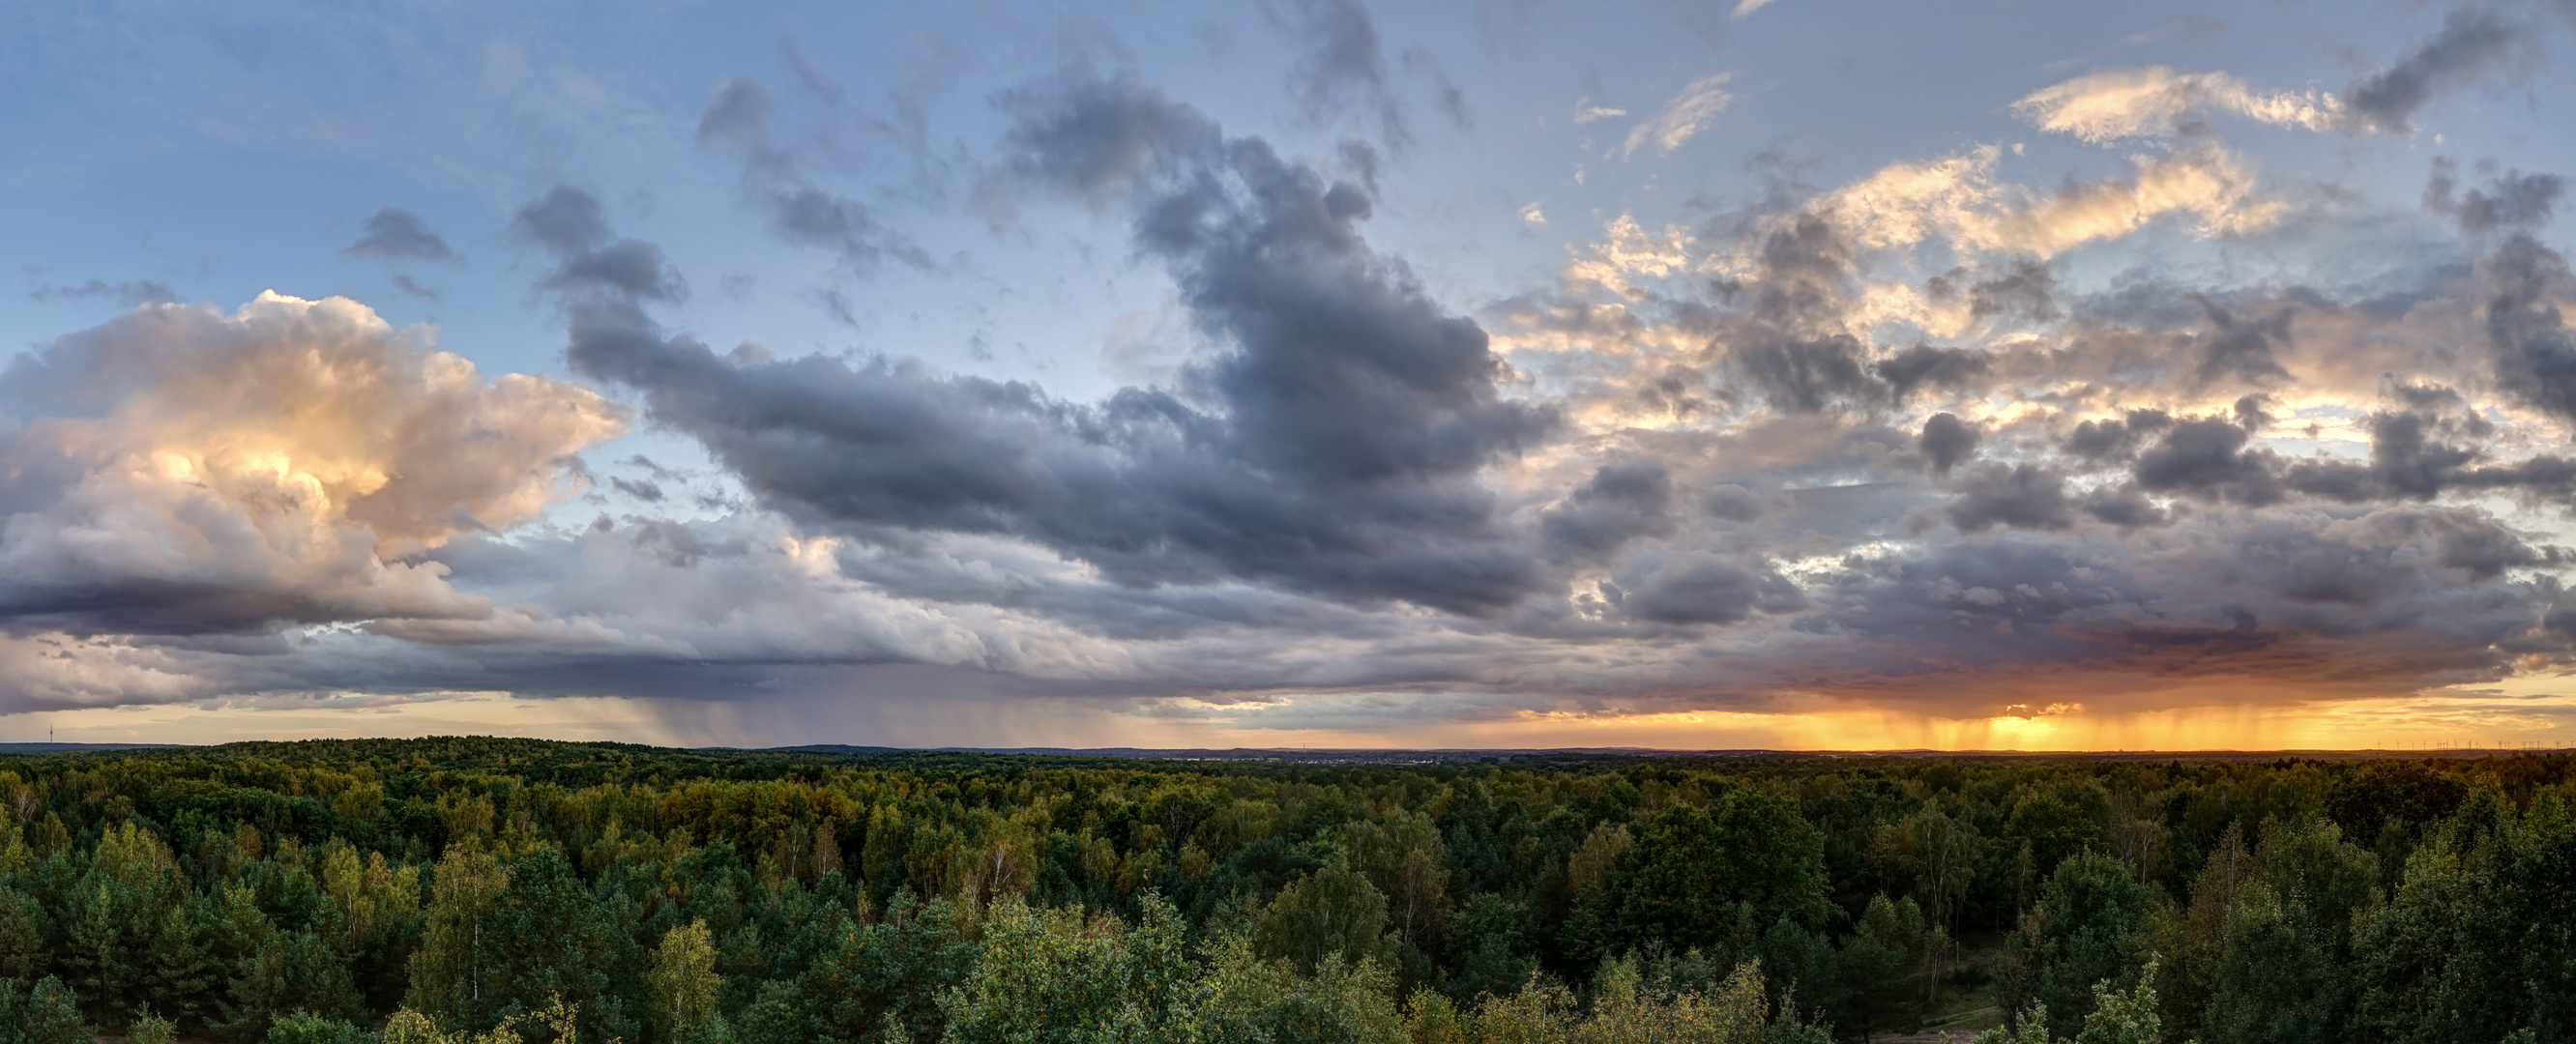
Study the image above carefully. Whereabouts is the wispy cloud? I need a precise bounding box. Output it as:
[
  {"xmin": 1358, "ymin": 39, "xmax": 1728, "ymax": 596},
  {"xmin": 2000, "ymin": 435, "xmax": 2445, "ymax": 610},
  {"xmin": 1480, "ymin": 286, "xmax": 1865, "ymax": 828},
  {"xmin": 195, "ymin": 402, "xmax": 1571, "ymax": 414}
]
[
  {"xmin": 2014, "ymin": 67, "xmax": 2343, "ymax": 142},
  {"xmin": 1623, "ymin": 73, "xmax": 1733, "ymax": 158}
]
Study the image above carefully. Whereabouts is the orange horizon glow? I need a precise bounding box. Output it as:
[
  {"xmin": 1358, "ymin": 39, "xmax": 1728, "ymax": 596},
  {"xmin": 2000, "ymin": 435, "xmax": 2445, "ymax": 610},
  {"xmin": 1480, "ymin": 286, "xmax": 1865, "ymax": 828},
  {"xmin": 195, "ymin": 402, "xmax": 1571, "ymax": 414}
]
[{"xmin": 10, "ymin": 680, "xmax": 2573, "ymax": 752}]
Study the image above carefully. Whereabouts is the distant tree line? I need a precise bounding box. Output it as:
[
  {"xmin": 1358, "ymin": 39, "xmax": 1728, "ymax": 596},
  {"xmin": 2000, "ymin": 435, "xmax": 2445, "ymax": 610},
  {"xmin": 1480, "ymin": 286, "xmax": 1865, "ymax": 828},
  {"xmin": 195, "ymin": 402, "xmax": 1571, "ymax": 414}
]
[{"xmin": 0, "ymin": 739, "xmax": 2560, "ymax": 1043}]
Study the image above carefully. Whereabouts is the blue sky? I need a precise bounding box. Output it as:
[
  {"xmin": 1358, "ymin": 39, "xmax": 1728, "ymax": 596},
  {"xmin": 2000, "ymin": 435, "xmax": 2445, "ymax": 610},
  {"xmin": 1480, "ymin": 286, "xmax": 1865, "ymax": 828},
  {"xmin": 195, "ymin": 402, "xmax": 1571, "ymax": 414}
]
[{"xmin": 4, "ymin": 0, "xmax": 2576, "ymax": 748}]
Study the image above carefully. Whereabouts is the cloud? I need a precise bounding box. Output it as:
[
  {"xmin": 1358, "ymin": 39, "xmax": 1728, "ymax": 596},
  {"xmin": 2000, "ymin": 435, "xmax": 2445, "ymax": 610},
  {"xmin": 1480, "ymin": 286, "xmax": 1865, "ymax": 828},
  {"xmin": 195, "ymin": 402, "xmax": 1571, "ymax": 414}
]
[
  {"xmin": 535, "ymin": 72, "xmax": 1556, "ymax": 616},
  {"xmin": 0, "ymin": 292, "xmax": 624, "ymax": 635},
  {"xmin": 1264, "ymin": 0, "xmax": 1411, "ymax": 146},
  {"xmin": 1943, "ymin": 464, "xmax": 2075, "ymax": 532},
  {"xmin": 1623, "ymin": 73, "xmax": 1732, "ymax": 158},
  {"xmin": 344, "ymin": 208, "xmax": 458, "ymax": 262},
  {"xmin": 16, "ymin": 41, "xmax": 2576, "ymax": 739},
  {"xmin": 1823, "ymin": 142, "xmax": 2284, "ymax": 258},
  {"xmin": 2340, "ymin": 9, "xmax": 2536, "ymax": 132},
  {"xmin": 2425, "ymin": 158, "xmax": 2566, "ymax": 236},
  {"xmin": 1620, "ymin": 554, "xmax": 1804, "ymax": 624},
  {"xmin": 2013, "ymin": 67, "xmax": 2343, "ymax": 142},
  {"xmin": 28, "ymin": 280, "xmax": 178, "ymax": 307},
  {"xmin": 2479, "ymin": 233, "xmax": 2576, "ymax": 425},
  {"xmin": 1919, "ymin": 413, "xmax": 1981, "ymax": 476},
  {"xmin": 1540, "ymin": 461, "xmax": 1676, "ymax": 559},
  {"xmin": 1572, "ymin": 99, "xmax": 1626, "ymax": 125},
  {"xmin": 695, "ymin": 77, "xmax": 926, "ymax": 271}
]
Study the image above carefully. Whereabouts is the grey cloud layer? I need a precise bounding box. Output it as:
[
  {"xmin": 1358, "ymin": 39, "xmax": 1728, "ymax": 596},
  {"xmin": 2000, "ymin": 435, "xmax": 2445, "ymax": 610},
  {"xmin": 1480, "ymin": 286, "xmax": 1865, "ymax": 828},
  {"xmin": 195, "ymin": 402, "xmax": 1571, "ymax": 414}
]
[
  {"xmin": 560, "ymin": 72, "xmax": 1555, "ymax": 615},
  {"xmin": 9, "ymin": 38, "xmax": 2576, "ymax": 732}
]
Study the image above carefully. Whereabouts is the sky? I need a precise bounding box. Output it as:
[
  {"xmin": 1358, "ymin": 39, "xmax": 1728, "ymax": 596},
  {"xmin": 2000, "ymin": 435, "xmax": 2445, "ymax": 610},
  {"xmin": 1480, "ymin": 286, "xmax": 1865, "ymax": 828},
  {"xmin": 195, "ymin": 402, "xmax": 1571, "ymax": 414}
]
[{"xmin": 6, "ymin": 0, "xmax": 2576, "ymax": 750}]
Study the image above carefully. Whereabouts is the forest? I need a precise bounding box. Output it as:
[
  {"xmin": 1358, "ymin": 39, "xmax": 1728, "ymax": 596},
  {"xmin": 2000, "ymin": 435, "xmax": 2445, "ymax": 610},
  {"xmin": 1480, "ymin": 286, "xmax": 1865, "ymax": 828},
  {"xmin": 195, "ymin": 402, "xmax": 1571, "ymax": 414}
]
[{"xmin": 0, "ymin": 739, "xmax": 2561, "ymax": 1044}]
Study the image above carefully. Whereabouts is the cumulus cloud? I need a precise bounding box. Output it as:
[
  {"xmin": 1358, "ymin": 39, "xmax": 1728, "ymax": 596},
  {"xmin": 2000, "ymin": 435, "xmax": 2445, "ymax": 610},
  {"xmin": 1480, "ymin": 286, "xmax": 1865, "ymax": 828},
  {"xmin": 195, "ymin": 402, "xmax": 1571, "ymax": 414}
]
[{"xmin": 0, "ymin": 293, "xmax": 624, "ymax": 634}]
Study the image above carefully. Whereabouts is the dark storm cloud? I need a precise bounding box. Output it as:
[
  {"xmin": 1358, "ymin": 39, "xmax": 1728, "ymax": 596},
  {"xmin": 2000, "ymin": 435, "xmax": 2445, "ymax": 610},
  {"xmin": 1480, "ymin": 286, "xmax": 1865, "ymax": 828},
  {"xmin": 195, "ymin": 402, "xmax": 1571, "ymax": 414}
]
[
  {"xmin": 2064, "ymin": 409, "xmax": 2174, "ymax": 462},
  {"xmin": 27, "ymin": 280, "xmax": 177, "ymax": 306},
  {"xmin": 1622, "ymin": 556, "xmax": 1804, "ymax": 625},
  {"xmin": 527, "ymin": 72, "xmax": 1556, "ymax": 616},
  {"xmin": 1540, "ymin": 461, "xmax": 1675, "ymax": 558},
  {"xmin": 1731, "ymin": 333, "xmax": 1870, "ymax": 413},
  {"xmin": 2478, "ymin": 234, "xmax": 2576, "ymax": 424},
  {"xmin": 1702, "ymin": 484, "xmax": 1766, "ymax": 522},
  {"xmin": 1874, "ymin": 345, "xmax": 1992, "ymax": 402},
  {"xmin": 2188, "ymin": 296, "xmax": 2294, "ymax": 388},
  {"xmin": 1928, "ymin": 256, "xmax": 2058, "ymax": 323},
  {"xmin": 2079, "ymin": 484, "xmax": 2167, "ymax": 528},
  {"xmin": 1800, "ymin": 505, "xmax": 2562, "ymax": 700},
  {"xmin": 1708, "ymin": 214, "xmax": 2009, "ymax": 414},
  {"xmin": 2133, "ymin": 418, "xmax": 2285, "ymax": 505},
  {"xmin": 2070, "ymin": 392, "xmax": 2576, "ymax": 510},
  {"xmin": 1918, "ymin": 413, "xmax": 1980, "ymax": 476},
  {"xmin": 2426, "ymin": 159, "xmax": 2566, "ymax": 236},
  {"xmin": 2341, "ymin": 9, "xmax": 2534, "ymax": 132},
  {"xmin": 344, "ymin": 208, "xmax": 457, "ymax": 262},
  {"xmin": 1715, "ymin": 214, "xmax": 1881, "ymax": 412},
  {"xmin": 1944, "ymin": 464, "xmax": 2075, "ymax": 533}
]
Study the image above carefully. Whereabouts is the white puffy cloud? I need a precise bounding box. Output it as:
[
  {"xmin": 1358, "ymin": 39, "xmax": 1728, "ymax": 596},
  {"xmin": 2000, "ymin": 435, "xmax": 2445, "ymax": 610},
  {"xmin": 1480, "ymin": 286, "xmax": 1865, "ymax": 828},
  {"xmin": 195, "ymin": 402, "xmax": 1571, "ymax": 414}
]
[{"xmin": 0, "ymin": 292, "xmax": 626, "ymax": 633}]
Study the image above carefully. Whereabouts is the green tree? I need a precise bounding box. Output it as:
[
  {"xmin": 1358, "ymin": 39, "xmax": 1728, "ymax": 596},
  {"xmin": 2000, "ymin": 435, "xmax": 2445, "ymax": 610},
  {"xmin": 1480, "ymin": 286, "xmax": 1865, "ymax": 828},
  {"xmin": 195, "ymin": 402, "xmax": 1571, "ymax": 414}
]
[
  {"xmin": 646, "ymin": 920, "xmax": 722, "ymax": 1044},
  {"xmin": 2198, "ymin": 818, "xmax": 2375, "ymax": 1044},
  {"xmin": 1607, "ymin": 792, "xmax": 1830, "ymax": 958},
  {"xmin": 407, "ymin": 843, "xmax": 510, "ymax": 1029},
  {"xmin": 1194, "ymin": 932, "xmax": 1405, "ymax": 1044},
  {"xmin": 130, "ymin": 1008, "xmax": 180, "ymax": 1044},
  {"xmin": 937, "ymin": 895, "xmax": 1197, "ymax": 1044},
  {"xmin": 19, "ymin": 977, "xmax": 93, "ymax": 1044},
  {"xmin": 2024, "ymin": 852, "xmax": 2148, "ymax": 1039},
  {"xmin": 2352, "ymin": 789, "xmax": 2576, "ymax": 1043},
  {"xmin": 265, "ymin": 1009, "xmax": 370, "ymax": 1044},
  {"xmin": 1443, "ymin": 893, "xmax": 1535, "ymax": 1002},
  {"xmin": 2005, "ymin": 782, "xmax": 2109, "ymax": 881},
  {"xmin": 484, "ymin": 847, "xmax": 619, "ymax": 1037},
  {"xmin": 1256, "ymin": 856, "xmax": 1398, "ymax": 975},
  {"xmin": 1838, "ymin": 895, "xmax": 1931, "ymax": 1040},
  {"xmin": 1973, "ymin": 959, "xmax": 2161, "ymax": 1044},
  {"xmin": 0, "ymin": 889, "xmax": 45, "ymax": 985},
  {"xmin": 1338, "ymin": 810, "xmax": 1449, "ymax": 951}
]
